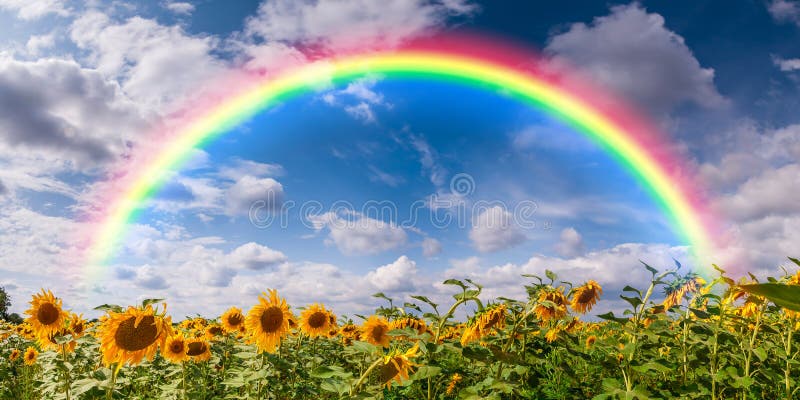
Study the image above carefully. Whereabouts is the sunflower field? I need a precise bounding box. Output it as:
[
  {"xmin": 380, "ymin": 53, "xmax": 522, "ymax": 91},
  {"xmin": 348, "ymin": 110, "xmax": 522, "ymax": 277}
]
[{"xmin": 3, "ymin": 259, "xmax": 800, "ymax": 399}]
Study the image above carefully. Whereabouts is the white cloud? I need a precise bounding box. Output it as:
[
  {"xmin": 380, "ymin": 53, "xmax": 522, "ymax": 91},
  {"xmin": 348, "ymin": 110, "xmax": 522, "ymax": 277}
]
[
  {"xmin": 243, "ymin": 0, "xmax": 477, "ymax": 53},
  {"xmin": 70, "ymin": 11, "xmax": 226, "ymax": 112},
  {"xmin": 344, "ymin": 102, "xmax": 376, "ymax": 123},
  {"xmin": 545, "ymin": 3, "xmax": 726, "ymax": 116},
  {"xmin": 225, "ymin": 176, "xmax": 284, "ymax": 216},
  {"xmin": 228, "ymin": 242, "xmax": 288, "ymax": 270},
  {"xmin": 308, "ymin": 211, "xmax": 408, "ymax": 255},
  {"xmin": 469, "ymin": 206, "xmax": 526, "ymax": 252},
  {"xmin": 774, "ymin": 56, "xmax": 800, "ymax": 72},
  {"xmin": 368, "ymin": 165, "xmax": 404, "ymax": 187},
  {"xmin": 555, "ymin": 227, "xmax": 585, "ymax": 257},
  {"xmin": 0, "ymin": 0, "xmax": 69, "ymax": 20},
  {"xmin": 366, "ymin": 255, "xmax": 418, "ymax": 292},
  {"xmin": 768, "ymin": 0, "xmax": 800, "ymax": 25},
  {"xmin": 25, "ymin": 34, "xmax": 55, "ymax": 56},
  {"xmin": 421, "ymin": 237, "xmax": 442, "ymax": 257},
  {"xmin": 164, "ymin": 1, "xmax": 195, "ymax": 15}
]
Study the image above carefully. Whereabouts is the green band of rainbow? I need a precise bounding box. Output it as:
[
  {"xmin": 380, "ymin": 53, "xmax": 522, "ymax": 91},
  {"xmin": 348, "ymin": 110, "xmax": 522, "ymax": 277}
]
[{"xmin": 84, "ymin": 49, "xmax": 716, "ymax": 279}]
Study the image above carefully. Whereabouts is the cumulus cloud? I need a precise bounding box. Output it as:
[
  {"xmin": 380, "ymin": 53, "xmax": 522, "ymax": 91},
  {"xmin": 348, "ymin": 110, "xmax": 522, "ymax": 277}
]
[
  {"xmin": 469, "ymin": 206, "xmax": 526, "ymax": 252},
  {"xmin": 70, "ymin": 11, "xmax": 225, "ymax": 112},
  {"xmin": 555, "ymin": 227, "xmax": 585, "ymax": 257},
  {"xmin": 243, "ymin": 0, "xmax": 477, "ymax": 53},
  {"xmin": 163, "ymin": 1, "xmax": 195, "ymax": 15},
  {"xmin": 25, "ymin": 34, "xmax": 55, "ymax": 56},
  {"xmin": 774, "ymin": 56, "xmax": 800, "ymax": 72},
  {"xmin": 308, "ymin": 211, "xmax": 408, "ymax": 255},
  {"xmin": 0, "ymin": 179, "xmax": 7, "ymax": 196},
  {"xmin": 228, "ymin": 242, "xmax": 288, "ymax": 270},
  {"xmin": 421, "ymin": 237, "xmax": 442, "ymax": 257},
  {"xmin": 225, "ymin": 176, "xmax": 285, "ymax": 216},
  {"xmin": 768, "ymin": 0, "xmax": 800, "ymax": 25},
  {"xmin": 545, "ymin": 3, "xmax": 726, "ymax": 116},
  {"xmin": 0, "ymin": 58, "xmax": 144, "ymax": 167},
  {"xmin": 0, "ymin": 0, "xmax": 69, "ymax": 20},
  {"xmin": 366, "ymin": 255, "xmax": 419, "ymax": 292}
]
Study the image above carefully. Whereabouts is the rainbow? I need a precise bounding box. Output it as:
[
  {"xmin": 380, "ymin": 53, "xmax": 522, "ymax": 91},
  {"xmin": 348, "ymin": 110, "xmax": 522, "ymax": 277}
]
[{"xmin": 83, "ymin": 36, "xmax": 718, "ymax": 278}]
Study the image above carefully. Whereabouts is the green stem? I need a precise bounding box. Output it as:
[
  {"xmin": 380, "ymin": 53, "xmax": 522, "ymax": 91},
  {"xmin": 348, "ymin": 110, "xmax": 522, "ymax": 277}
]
[
  {"xmin": 350, "ymin": 357, "xmax": 383, "ymax": 396},
  {"xmin": 61, "ymin": 345, "xmax": 71, "ymax": 400}
]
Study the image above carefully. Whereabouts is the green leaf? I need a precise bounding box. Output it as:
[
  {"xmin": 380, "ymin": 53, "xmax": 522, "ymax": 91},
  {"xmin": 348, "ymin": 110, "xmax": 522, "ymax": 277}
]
[
  {"xmin": 789, "ymin": 257, "xmax": 800, "ymax": 268},
  {"xmin": 545, "ymin": 269, "xmax": 557, "ymax": 282},
  {"xmin": 620, "ymin": 295, "xmax": 642, "ymax": 308},
  {"xmin": 443, "ymin": 279, "xmax": 468, "ymax": 290},
  {"xmin": 689, "ymin": 308, "xmax": 711, "ymax": 319},
  {"xmin": 462, "ymin": 346, "xmax": 492, "ymax": 362},
  {"xmin": 411, "ymin": 366, "xmax": 441, "ymax": 380},
  {"xmin": 141, "ymin": 298, "xmax": 164, "ymax": 307},
  {"xmin": 739, "ymin": 283, "xmax": 800, "ymax": 311},
  {"xmin": 597, "ymin": 311, "xmax": 629, "ymax": 324},
  {"xmin": 93, "ymin": 304, "xmax": 123, "ymax": 313},
  {"xmin": 622, "ymin": 285, "xmax": 642, "ymax": 297},
  {"xmin": 641, "ymin": 261, "xmax": 658, "ymax": 276},
  {"xmin": 410, "ymin": 295, "xmax": 438, "ymax": 309},
  {"xmin": 310, "ymin": 365, "xmax": 350, "ymax": 379},
  {"xmin": 372, "ymin": 292, "xmax": 391, "ymax": 301}
]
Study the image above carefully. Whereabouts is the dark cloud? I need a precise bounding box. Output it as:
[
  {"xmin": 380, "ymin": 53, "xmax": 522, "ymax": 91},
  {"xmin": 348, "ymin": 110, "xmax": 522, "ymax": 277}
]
[
  {"xmin": 545, "ymin": 3, "xmax": 727, "ymax": 117},
  {"xmin": 0, "ymin": 58, "xmax": 143, "ymax": 166}
]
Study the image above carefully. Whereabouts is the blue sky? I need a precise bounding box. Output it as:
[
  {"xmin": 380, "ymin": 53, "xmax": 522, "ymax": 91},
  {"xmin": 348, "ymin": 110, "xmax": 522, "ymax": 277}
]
[{"xmin": 1, "ymin": 0, "xmax": 799, "ymax": 318}]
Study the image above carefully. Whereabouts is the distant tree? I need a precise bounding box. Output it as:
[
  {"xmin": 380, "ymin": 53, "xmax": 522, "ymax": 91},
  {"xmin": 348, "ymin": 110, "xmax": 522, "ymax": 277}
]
[
  {"xmin": 0, "ymin": 286, "xmax": 11, "ymax": 320},
  {"xmin": 6, "ymin": 313, "xmax": 22, "ymax": 324}
]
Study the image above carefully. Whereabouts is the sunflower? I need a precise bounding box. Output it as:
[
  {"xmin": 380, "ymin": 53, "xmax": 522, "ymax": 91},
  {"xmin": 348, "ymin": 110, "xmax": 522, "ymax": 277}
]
[
  {"xmin": 380, "ymin": 343, "xmax": 419, "ymax": 388},
  {"xmin": 545, "ymin": 328, "xmax": 560, "ymax": 343},
  {"xmin": 461, "ymin": 304, "xmax": 507, "ymax": 346},
  {"xmin": 39, "ymin": 328, "xmax": 76, "ymax": 353},
  {"xmin": 360, "ymin": 316, "xmax": 391, "ymax": 347},
  {"xmin": 446, "ymin": 373, "xmax": 462, "ymax": 395},
  {"xmin": 9, "ymin": 349, "xmax": 20, "ymax": 362},
  {"xmin": 585, "ymin": 335, "xmax": 597, "ymax": 348},
  {"xmin": 186, "ymin": 338, "xmax": 211, "ymax": 362},
  {"xmin": 338, "ymin": 323, "xmax": 360, "ymax": 345},
  {"xmin": 97, "ymin": 304, "xmax": 172, "ymax": 367},
  {"xmin": 25, "ymin": 289, "xmax": 67, "ymax": 340},
  {"xmin": 69, "ymin": 313, "xmax": 87, "ymax": 339},
  {"xmin": 534, "ymin": 288, "xmax": 568, "ymax": 322},
  {"xmin": 23, "ymin": 347, "xmax": 37, "ymax": 365},
  {"xmin": 570, "ymin": 280, "xmax": 603, "ymax": 314},
  {"xmin": 299, "ymin": 303, "xmax": 335, "ymax": 338},
  {"xmin": 245, "ymin": 289, "xmax": 292, "ymax": 353},
  {"xmin": 663, "ymin": 275, "xmax": 705, "ymax": 310},
  {"xmin": 205, "ymin": 324, "xmax": 224, "ymax": 341},
  {"xmin": 162, "ymin": 333, "xmax": 188, "ymax": 364},
  {"xmin": 220, "ymin": 307, "xmax": 245, "ymax": 333},
  {"xmin": 389, "ymin": 316, "xmax": 428, "ymax": 339}
]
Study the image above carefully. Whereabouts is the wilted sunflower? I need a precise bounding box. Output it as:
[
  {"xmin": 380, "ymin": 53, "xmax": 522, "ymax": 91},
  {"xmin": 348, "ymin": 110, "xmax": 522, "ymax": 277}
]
[
  {"xmin": 570, "ymin": 280, "xmax": 603, "ymax": 314},
  {"xmin": 186, "ymin": 338, "xmax": 211, "ymax": 362},
  {"xmin": 299, "ymin": 303, "xmax": 335, "ymax": 338},
  {"xmin": 461, "ymin": 304, "xmax": 507, "ymax": 346},
  {"xmin": 97, "ymin": 304, "xmax": 172, "ymax": 367},
  {"xmin": 389, "ymin": 316, "xmax": 427, "ymax": 338},
  {"xmin": 8, "ymin": 349, "xmax": 20, "ymax": 362},
  {"xmin": 361, "ymin": 316, "xmax": 391, "ymax": 347},
  {"xmin": 25, "ymin": 289, "xmax": 67, "ymax": 340},
  {"xmin": 23, "ymin": 347, "xmax": 37, "ymax": 365},
  {"xmin": 245, "ymin": 289, "xmax": 292, "ymax": 353},
  {"xmin": 380, "ymin": 343, "xmax": 419, "ymax": 388},
  {"xmin": 220, "ymin": 307, "xmax": 245, "ymax": 333},
  {"xmin": 585, "ymin": 335, "xmax": 597, "ymax": 348},
  {"xmin": 534, "ymin": 288, "xmax": 568, "ymax": 322},
  {"xmin": 663, "ymin": 275, "xmax": 706, "ymax": 310},
  {"xmin": 162, "ymin": 333, "xmax": 188, "ymax": 364}
]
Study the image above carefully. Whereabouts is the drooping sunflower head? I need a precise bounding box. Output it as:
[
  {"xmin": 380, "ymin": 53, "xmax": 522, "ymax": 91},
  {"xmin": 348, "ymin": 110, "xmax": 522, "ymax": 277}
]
[
  {"xmin": 220, "ymin": 307, "xmax": 245, "ymax": 333},
  {"xmin": 299, "ymin": 303, "xmax": 335, "ymax": 338},
  {"xmin": 97, "ymin": 304, "xmax": 172, "ymax": 367},
  {"xmin": 586, "ymin": 335, "xmax": 597, "ymax": 348},
  {"xmin": 25, "ymin": 289, "xmax": 67, "ymax": 340},
  {"xmin": 389, "ymin": 316, "xmax": 427, "ymax": 340},
  {"xmin": 570, "ymin": 280, "xmax": 603, "ymax": 314},
  {"xmin": 663, "ymin": 274, "xmax": 705, "ymax": 310},
  {"xmin": 204, "ymin": 324, "xmax": 224, "ymax": 341},
  {"xmin": 162, "ymin": 333, "xmax": 188, "ymax": 364},
  {"xmin": 245, "ymin": 289, "xmax": 292, "ymax": 353},
  {"xmin": 380, "ymin": 343, "xmax": 419, "ymax": 388},
  {"xmin": 534, "ymin": 288, "xmax": 568, "ymax": 322},
  {"xmin": 360, "ymin": 315, "xmax": 391, "ymax": 348},
  {"xmin": 186, "ymin": 338, "xmax": 211, "ymax": 362},
  {"xmin": 461, "ymin": 304, "xmax": 507, "ymax": 346},
  {"xmin": 23, "ymin": 347, "xmax": 37, "ymax": 365},
  {"xmin": 9, "ymin": 349, "xmax": 20, "ymax": 362},
  {"xmin": 69, "ymin": 313, "xmax": 87, "ymax": 338}
]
